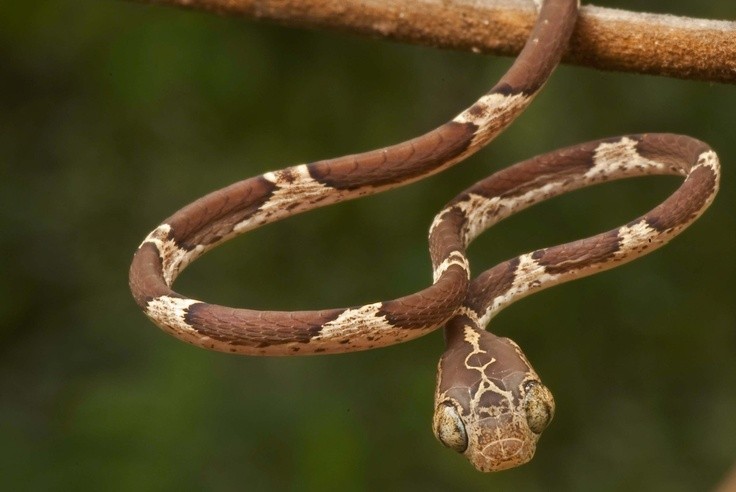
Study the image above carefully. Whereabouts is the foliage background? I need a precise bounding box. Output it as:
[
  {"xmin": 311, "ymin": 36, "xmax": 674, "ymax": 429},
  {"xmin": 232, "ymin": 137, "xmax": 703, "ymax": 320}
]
[{"xmin": 2, "ymin": 0, "xmax": 734, "ymax": 490}]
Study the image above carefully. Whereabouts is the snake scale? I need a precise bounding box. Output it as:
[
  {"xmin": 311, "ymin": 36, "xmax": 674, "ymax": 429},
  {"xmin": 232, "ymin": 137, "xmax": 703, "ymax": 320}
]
[{"xmin": 128, "ymin": 0, "xmax": 720, "ymax": 472}]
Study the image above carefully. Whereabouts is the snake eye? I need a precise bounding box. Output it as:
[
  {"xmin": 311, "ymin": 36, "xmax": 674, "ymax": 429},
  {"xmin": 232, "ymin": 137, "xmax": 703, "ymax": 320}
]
[
  {"xmin": 523, "ymin": 381, "xmax": 555, "ymax": 435},
  {"xmin": 433, "ymin": 401, "xmax": 468, "ymax": 453}
]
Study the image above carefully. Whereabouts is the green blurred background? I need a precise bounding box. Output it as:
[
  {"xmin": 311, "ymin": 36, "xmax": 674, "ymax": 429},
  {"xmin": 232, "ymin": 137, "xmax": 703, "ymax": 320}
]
[{"xmin": 2, "ymin": 0, "xmax": 734, "ymax": 490}]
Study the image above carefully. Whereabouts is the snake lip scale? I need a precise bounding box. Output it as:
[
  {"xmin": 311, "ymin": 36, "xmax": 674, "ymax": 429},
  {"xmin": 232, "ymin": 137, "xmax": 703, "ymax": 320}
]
[{"xmin": 128, "ymin": 0, "xmax": 721, "ymax": 472}]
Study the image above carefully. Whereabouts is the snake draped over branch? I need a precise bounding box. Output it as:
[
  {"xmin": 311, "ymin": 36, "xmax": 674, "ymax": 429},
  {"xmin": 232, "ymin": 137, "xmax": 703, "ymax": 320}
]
[{"xmin": 128, "ymin": 0, "xmax": 720, "ymax": 472}]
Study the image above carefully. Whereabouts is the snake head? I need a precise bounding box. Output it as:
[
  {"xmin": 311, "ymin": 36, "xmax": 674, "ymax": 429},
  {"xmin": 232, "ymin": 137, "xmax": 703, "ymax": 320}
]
[{"xmin": 432, "ymin": 319, "xmax": 554, "ymax": 471}]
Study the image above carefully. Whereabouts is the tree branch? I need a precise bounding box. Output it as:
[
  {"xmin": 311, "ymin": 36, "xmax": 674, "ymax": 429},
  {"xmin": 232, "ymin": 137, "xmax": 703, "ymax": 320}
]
[
  {"xmin": 715, "ymin": 464, "xmax": 736, "ymax": 492},
  {"xmin": 138, "ymin": 0, "xmax": 735, "ymax": 84}
]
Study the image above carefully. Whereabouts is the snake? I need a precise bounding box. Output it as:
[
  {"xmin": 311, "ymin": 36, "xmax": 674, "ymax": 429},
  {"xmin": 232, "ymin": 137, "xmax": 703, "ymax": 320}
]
[{"xmin": 128, "ymin": 0, "xmax": 721, "ymax": 472}]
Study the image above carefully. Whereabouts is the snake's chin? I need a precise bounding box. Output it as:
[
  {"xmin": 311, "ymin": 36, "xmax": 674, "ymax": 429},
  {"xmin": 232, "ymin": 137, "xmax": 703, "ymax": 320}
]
[
  {"xmin": 471, "ymin": 440, "xmax": 534, "ymax": 472},
  {"xmin": 460, "ymin": 409, "xmax": 544, "ymax": 472}
]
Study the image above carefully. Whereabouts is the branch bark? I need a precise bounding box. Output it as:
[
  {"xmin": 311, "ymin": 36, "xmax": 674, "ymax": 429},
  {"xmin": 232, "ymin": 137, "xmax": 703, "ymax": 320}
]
[
  {"xmin": 138, "ymin": 0, "xmax": 735, "ymax": 84},
  {"xmin": 715, "ymin": 464, "xmax": 736, "ymax": 492}
]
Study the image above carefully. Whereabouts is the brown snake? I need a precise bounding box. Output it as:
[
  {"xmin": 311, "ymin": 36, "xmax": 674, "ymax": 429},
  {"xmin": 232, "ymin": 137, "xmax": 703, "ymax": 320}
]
[{"xmin": 128, "ymin": 0, "xmax": 720, "ymax": 471}]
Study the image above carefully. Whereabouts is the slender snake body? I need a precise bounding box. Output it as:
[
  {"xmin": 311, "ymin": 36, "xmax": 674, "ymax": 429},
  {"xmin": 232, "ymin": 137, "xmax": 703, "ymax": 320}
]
[{"xmin": 128, "ymin": 0, "xmax": 720, "ymax": 471}]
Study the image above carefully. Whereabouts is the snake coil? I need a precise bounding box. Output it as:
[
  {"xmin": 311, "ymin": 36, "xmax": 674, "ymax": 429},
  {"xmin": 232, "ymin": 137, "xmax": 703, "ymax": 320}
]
[{"xmin": 129, "ymin": 0, "xmax": 720, "ymax": 471}]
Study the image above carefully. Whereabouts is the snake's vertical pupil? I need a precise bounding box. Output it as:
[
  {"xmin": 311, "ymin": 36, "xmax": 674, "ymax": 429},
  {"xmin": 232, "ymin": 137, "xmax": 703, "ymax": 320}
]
[
  {"xmin": 523, "ymin": 382, "xmax": 555, "ymax": 435},
  {"xmin": 433, "ymin": 402, "xmax": 468, "ymax": 453}
]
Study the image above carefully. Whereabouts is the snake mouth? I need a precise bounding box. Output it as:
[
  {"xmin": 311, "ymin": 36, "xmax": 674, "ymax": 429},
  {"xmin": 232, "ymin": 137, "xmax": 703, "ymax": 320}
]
[
  {"xmin": 469, "ymin": 437, "xmax": 534, "ymax": 472},
  {"xmin": 461, "ymin": 412, "xmax": 540, "ymax": 472}
]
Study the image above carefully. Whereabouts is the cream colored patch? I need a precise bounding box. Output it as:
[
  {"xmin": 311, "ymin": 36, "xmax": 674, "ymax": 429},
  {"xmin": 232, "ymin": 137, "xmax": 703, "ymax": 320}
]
[
  {"xmin": 614, "ymin": 220, "xmax": 657, "ymax": 256},
  {"xmin": 433, "ymin": 251, "xmax": 470, "ymax": 282},
  {"xmin": 454, "ymin": 306, "xmax": 481, "ymax": 326},
  {"xmin": 463, "ymin": 324, "xmax": 481, "ymax": 349},
  {"xmin": 453, "ymin": 93, "xmax": 529, "ymax": 126},
  {"xmin": 481, "ymin": 253, "xmax": 559, "ymax": 326},
  {"xmin": 428, "ymin": 208, "xmax": 450, "ymax": 238},
  {"xmin": 316, "ymin": 303, "xmax": 391, "ymax": 340},
  {"xmin": 458, "ymin": 184, "xmax": 562, "ymax": 245},
  {"xmin": 453, "ymin": 93, "xmax": 530, "ymax": 148},
  {"xmin": 586, "ymin": 137, "xmax": 666, "ymax": 180},
  {"xmin": 696, "ymin": 150, "xmax": 720, "ymax": 175},
  {"xmin": 432, "ymin": 182, "xmax": 562, "ymax": 250},
  {"xmin": 694, "ymin": 151, "xmax": 721, "ymax": 207},
  {"xmin": 313, "ymin": 300, "xmax": 441, "ymax": 351},
  {"xmin": 146, "ymin": 296, "xmax": 200, "ymax": 337},
  {"xmin": 140, "ymin": 224, "xmax": 202, "ymax": 286},
  {"xmin": 139, "ymin": 223, "xmax": 171, "ymax": 249},
  {"xmin": 234, "ymin": 164, "xmax": 335, "ymax": 234}
]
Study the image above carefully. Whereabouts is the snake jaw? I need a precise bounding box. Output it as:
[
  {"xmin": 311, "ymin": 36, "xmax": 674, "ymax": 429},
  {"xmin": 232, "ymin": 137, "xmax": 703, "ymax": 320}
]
[{"xmin": 466, "ymin": 415, "xmax": 533, "ymax": 472}]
